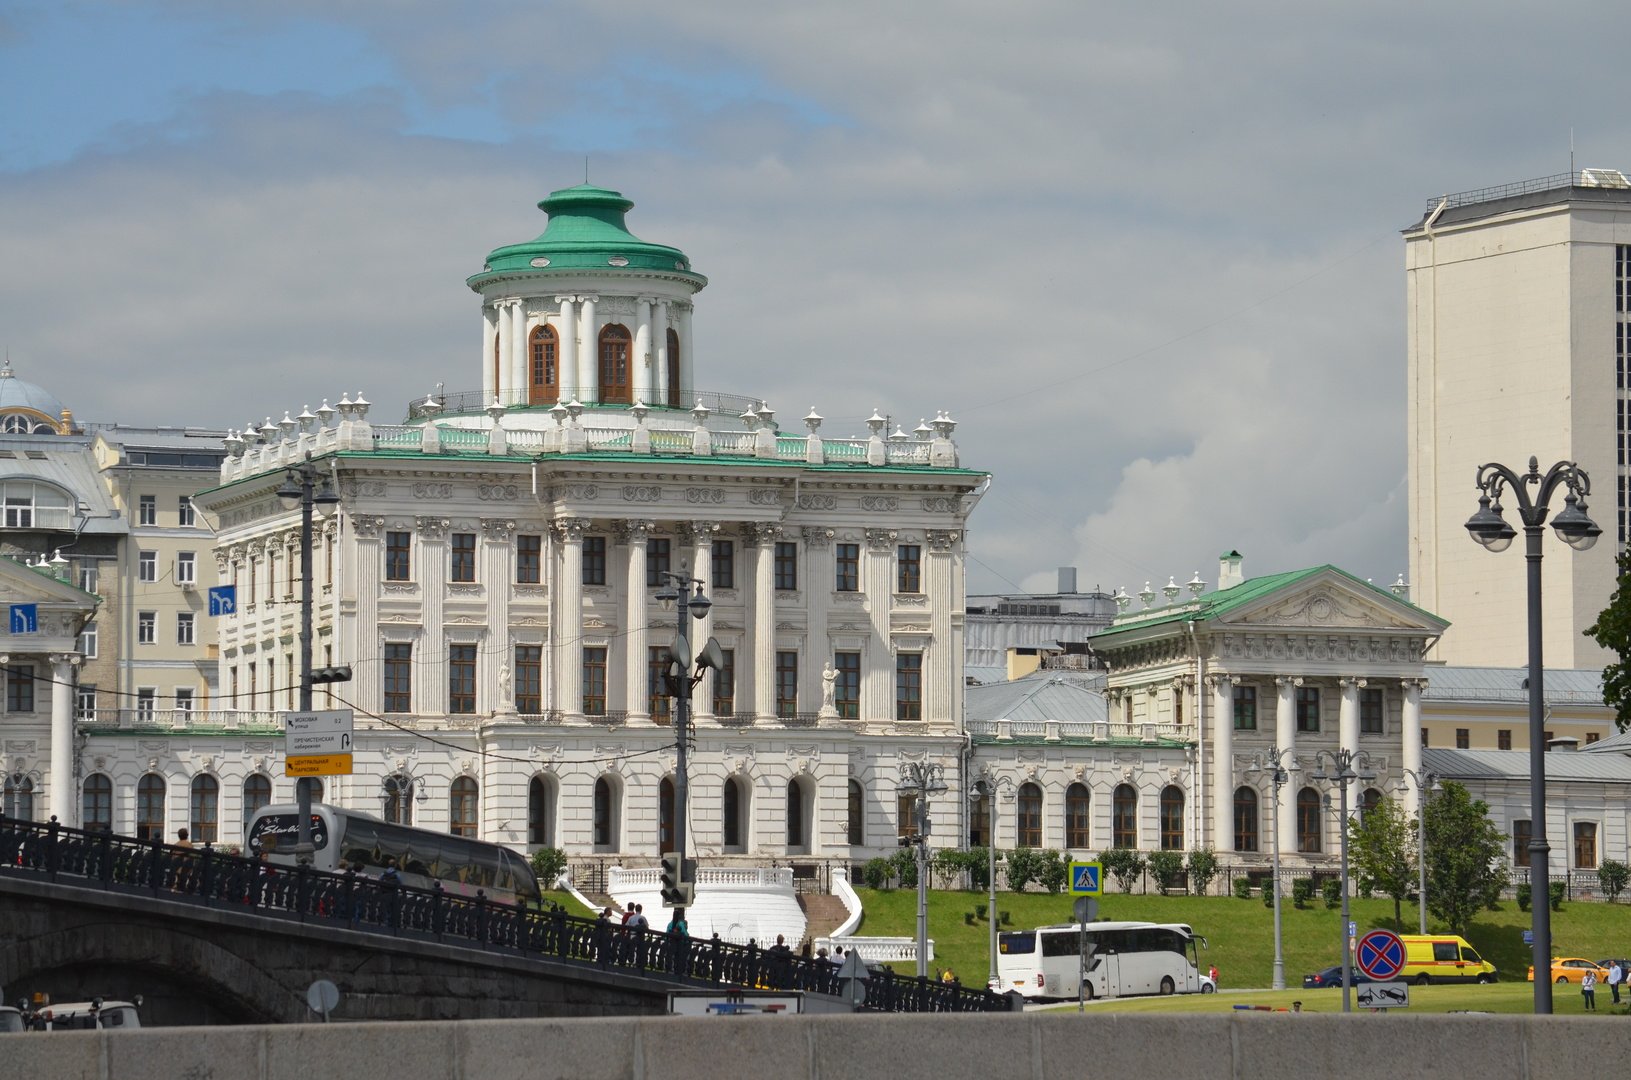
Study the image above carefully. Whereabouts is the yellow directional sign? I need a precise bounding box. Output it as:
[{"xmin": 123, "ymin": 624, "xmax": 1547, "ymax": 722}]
[{"xmin": 285, "ymin": 753, "xmax": 353, "ymax": 777}]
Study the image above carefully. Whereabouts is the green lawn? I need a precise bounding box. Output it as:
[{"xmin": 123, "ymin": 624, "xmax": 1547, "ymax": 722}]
[
  {"xmin": 1039, "ymin": 981, "xmax": 1631, "ymax": 1015},
  {"xmin": 850, "ymin": 887, "xmax": 1631, "ymax": 991}
]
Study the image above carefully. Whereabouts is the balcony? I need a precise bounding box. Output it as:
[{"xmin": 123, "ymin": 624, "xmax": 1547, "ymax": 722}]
[{"xmin": 77, "ymin": 708, "xmax": 285, "ymax": 734}]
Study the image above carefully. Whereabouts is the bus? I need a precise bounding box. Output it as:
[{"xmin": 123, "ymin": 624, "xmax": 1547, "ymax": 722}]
[
  {"xmin": 245, "ymin": 803, "xmax": 541, "ymax": 905},
  {"xmin": 996, "ymin": 921, "xmax": 1209, "ymax": 1000}
]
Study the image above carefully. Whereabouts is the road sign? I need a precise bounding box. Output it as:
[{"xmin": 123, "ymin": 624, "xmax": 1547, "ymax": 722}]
[
  {"xmin": 1069, "ymin": 862, "xmax": 1102, "ymax": 896},
  {"xmin": 1354, "ymin": 982, "xmax": 1410, "ymax": 1009},
  {"xmin": 1355, "ymin": 929, "xmax": 1406, "ymax": 981},
  {"xmin": 285, "ymin": 753, "xmax": 353, "ymax": 777},
  {"xmin": 284, "ymin": 709, "xmax": 354, "ymax": 756},
  {"xmin": 1348, "ymin": 920, "xmax": 1358, "ymax": 938},
  {"xmin": 208, "ymin": 585, "xmax": 237, "ymax": 616},
  {"xmin": 1072, "ymin": 897, "xmax": 1099, "ymax": 923},
  {"xmin": 8, "ymin": 604, "xmax": 36, "ymax": 633}
]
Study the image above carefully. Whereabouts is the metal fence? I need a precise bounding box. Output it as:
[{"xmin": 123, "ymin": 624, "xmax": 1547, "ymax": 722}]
[{"xmin": 0, "ymin": 816, "xmax": 1009, "ymax": 1014}]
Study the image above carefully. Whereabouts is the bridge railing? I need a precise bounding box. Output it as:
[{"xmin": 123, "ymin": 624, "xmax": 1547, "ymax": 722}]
[{"xmin": 0, "ymin": 815, "xmax": 1011, "ymax": 1015}]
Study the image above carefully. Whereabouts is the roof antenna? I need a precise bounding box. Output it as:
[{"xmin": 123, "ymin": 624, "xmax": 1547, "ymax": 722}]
[
  {"xmin": 585, "ymin": 156, "xmax": 590, "ymax": 184},
  {"xmin": 1570, "ymin": 127, "xmax": 1575, "ymax": 179}
]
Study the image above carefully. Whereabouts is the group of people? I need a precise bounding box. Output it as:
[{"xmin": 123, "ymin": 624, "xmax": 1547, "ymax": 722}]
[{"xmin": 1581, "ymin": 959, "xmax": 1625, "ymax": 1011}]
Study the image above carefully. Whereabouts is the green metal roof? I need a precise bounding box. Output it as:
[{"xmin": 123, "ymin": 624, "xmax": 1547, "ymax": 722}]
[{"xmin": 467, "ymin": 185, "xmax": 706, "ymax": 290}]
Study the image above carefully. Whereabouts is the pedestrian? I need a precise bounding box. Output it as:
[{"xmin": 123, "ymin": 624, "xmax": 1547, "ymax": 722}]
[
  {"xmin": 174, "ymin": 828, "xmax": 193, "ymax": 849},
  {"xmin": 1209, "ymin": 963, "xmax": 1219, "ymax": 987},
  {"xmin": 1609, "ymin": 960, "xmax": 1624, "ymax": 1006},
  {"xmin": 172, "ymin": 827, "xmax": 194, "ymax": 892},
  {"xmin": 379, "ymin": 857, "xmax": 401, "ymax": 889},
  {"xmin": 1582, "ymin": 969, "xmax": 1597, "ymax": 1011},
  {"xmin": 941, "ymin": 968, "xmax": 956, "ymax": 985},
  {"xmin": 665, "ymin": 907, "xmax": 689, "ymax": 976}
]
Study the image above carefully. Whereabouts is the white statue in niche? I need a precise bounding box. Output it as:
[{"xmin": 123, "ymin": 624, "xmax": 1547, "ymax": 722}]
[{"xmin": 819, "ymin": 661, "xmax": 838, "ymax": 717}]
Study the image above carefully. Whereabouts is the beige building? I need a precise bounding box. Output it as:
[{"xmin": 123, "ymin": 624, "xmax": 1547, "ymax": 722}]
[{"xmin": 1404, "ymin": 169, "xmax": 1631, "ymax": 669}]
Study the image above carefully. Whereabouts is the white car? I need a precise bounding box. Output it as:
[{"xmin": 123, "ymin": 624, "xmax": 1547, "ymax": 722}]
[{"xmin": 1198, "ymin": 975, "xmax": 1217, "ymax": 994}]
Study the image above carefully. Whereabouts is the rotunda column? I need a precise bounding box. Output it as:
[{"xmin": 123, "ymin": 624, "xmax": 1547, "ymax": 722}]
[
  {"xmin": 579, "ymin": 295, "xmax": 599, "ymax": 403},
  {"xmin": 1276, "ymin": 676, "xmax": 1299, "ymax": 855},
  {"xmin": 1209, "ymin": 673, "xmax": 1233, "ymax": 851},
  {"xmin": 624, "ymin": 521, "xmax": 653, "ymax": 721},
  {"xmin": 555, "ymin": 296, "xmax": 579, "ymax": 401}
]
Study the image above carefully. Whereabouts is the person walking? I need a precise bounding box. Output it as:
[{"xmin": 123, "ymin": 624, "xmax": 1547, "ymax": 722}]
[
  {"xmin": 1582, "ymin": 969, "xmax": 1597, "ymax": 1011},
  {"xmin": 1608, "ymin": 960, "xmax": 1624, "ymax": 1006}
]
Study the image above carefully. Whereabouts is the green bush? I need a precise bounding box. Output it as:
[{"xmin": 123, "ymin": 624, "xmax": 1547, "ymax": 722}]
[
  {"xmin": 1322, "ymin": 879, "xmax": 1342, "ymax": 909},
  {"xmin": 1099, "ymin": 848, "xmax": 1147, "ymax": 893},
  {"xmin": 1036, "ymin": 850, "xmax": 1069, "ymax": 894},
  {"xmin": 1262, "ymin": 880, "xmax": 1275, "ymax": 908},
  {"xmin": 1234, "ymin": 877, "xmax": 1254, "ymax": 900},
  {"xmin": 863, "ymin": 857, "xmax": 893, "ymax": 890},
  {"xmin": 528, "ymin": 847, "xmax": 568, "ymax": 889},
  {"xmin": 892, "ymin": 848, "xmax": 918, "ymax": 889},
  {"xmin": 975, "ymin": 902, "xmax": 988, "ymax": 920},
  {"xmin": 1516, "ymin": 883, "xmax": 1531, "ymax": 911},
  {"xmin": 1292, "ymin": 878, "xmax": 1315, "ymax": 909},
  {"xmin": 963, "ymin": 911, "xmax": 975, "ymax": 926},
  {"xmin": 1186, "ymin": 849, "xmax": 1220, "ymax": 895},
  {"xmin": 1600, "ymin": 860, "xmax": 1630, "ymax": 903},
  {"xmin": 1148, "ymin": 850, "xmax": 1185, "ymax": 892},
  {"xmin": 1004, "ymin": 847, "xmax": 1040, "ymax": 892},
  {"xmin": 1549, "ymin": 881, "xmax": 1566, "ymax": 912}
]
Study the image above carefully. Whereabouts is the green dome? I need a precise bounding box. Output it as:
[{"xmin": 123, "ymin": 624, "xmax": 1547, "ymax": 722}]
[{"xmin": 466, "ymin": 185, "xmax": 706, "ymax": 290}]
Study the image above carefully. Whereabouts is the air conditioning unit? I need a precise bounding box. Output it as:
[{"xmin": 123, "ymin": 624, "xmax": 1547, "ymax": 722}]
[{"xmin": 179, "ymin": 580, "xmax": 196, "ymax": 591}]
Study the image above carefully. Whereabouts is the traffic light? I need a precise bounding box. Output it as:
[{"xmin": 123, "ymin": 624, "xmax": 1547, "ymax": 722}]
[
  {"xmin": 310, "ymin": 665, "xmax": 352, "ymax": 684},
  {"xmin": 660, "ymin": 852, "xmax": 684, "ymax": 907}
]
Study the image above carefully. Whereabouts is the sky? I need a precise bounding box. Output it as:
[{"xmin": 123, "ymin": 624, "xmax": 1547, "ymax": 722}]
[{"xmin": 3, "ymin": 1, "xmax": 1629, "ymax": 598}]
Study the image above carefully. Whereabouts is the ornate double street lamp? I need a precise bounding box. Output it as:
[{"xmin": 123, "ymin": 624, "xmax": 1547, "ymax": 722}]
[
  {"xmin": 1465, "ymin": 456, "xmax": 1600, "ymax": 1015},
  {"xmin": 1245, "ymin": 748, "xmax": 1298, "ymax": 991},
  {"xmin": 968, "ymin": 773, "xmax": 1013, "ymax": 992},
  {"xmin": 655, "ymin": 567, "xmax": 722, "ymax": 901},
  {"xmin": 897, "ymin": 761, "xmax": 947, "ymax": 979},
  {"xmin": 1396, "ymin": 767, "xmax": 1441, "ymax": 935},
  {"xmin": 1310, "ymin": 748, "xmax": 1376, "ymax": 1015},
  {"xmin": 275, "ymin": 456, "xmax": 339, "ymax": 861}
]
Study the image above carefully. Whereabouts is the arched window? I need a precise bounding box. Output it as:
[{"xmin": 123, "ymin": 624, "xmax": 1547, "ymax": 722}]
[
  {"xmin": 243, "ymin": 774, "xmax": 273, "ymax": 819},
  {"xmin": 1065, "ymin": 783, "xmax": 1090, "ymax": 850},
  {"xmin": 384, "ymin": 773, "xmax": 413, "ymax": 826},
  {"xmin": 528, "ymin": 775, "xmax": 553, "ymax": 846},
  {"xmin": 1159, "ymin": 785, "xmax": 1185, "ymax": 850},
  {"xmin": 82, "ymin": 774, "xmax": 113, "ymax": 831},
  {"xmin": 787, "ymin": 777, "xmax": 812, "ymax": 852},
  {"xmin": 1112, "ymin": 784, "xmax": 1138, "ymax": 848},
  {"xmin": 136, "ymin": 773, "xmax": 166, "ymax": 841},
  {"xmin": 1233, "ymin": 787, "xmax": 1259, "ymax": 852},
  {"xmin": 1016, "ymin": 782, "xmax": 1042, "ymax": 847},
  {"xmin": 598, "ymin": 324, "xmax": 632, "ymax": 404},
  {"xmin": 450, "ymin": 777, "xmax": 478, "ymax": 838},
  {"xmin": 1296, "ymin": 787, "xmax": 1323, "ymax": 853},
  {"xmin": 529, "ymin": 324, "xmax": 559, "ymax": 405},
  {"xmin": 3, "ymin": 774, "xmax": 33, "ymax": 821},
  {"xmin": 659, "ymin": 777, "xmax": 676, "ymax": 853},
  {"xmin": 665, "ymin": 328, "xmax": 681, "ymax": 407},
  {"xmin": 190, "ymin": 774, "xmax": 219, "ymax": 843},
  {"xmin": 969, "ymin": 788, "xmax": 991, "ymax": 848},
  {"xmin": 0, "ymin": 479, "xmax": 74, "ymax": 529},
  {"xmin": 723, "ymin": 776, "xmax": 747, "ymax": 852},
  {"xmin": 847, "ymin": 779, "xmax": 864, "ymax": 846},
  {"xmin": 593, "ymin": 776, "xmax": 619, "ymax": 850},
  {"xmin": 1360, "ymin": 787, "xmax": 1383, "ymax": 819}
]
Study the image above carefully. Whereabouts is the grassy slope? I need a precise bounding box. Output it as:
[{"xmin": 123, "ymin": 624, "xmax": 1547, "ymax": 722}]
[{"xmin": 852, "ymin": 888, "xmax": 1631, "ymax": 990}]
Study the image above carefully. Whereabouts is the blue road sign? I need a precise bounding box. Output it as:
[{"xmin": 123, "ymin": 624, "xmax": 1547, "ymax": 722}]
[
  {"xmin": 1356, "ymin": 929, "xmax": 1406, "ymax": 981},
  {"xmin": 9, "ymin": 604, "xmax": 37, "ymax": 634},
  {"xmin": 208, "ymin": 585, "xmax": 237, "ymax": 616},
  {"xmin": 1069, "ymin": 861, "xmax": 1102, "ymax": 896}
]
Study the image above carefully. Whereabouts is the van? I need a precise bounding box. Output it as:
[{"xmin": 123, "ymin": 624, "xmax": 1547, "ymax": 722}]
[{"xmin": 1396, "ymin": 935, "xmax": 1497, "ymax": 984}]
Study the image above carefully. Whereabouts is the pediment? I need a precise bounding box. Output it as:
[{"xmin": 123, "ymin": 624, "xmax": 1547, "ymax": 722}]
[{"xmin": 1218, "ymin": 574, "xmax": 1444, "ymax": 635}]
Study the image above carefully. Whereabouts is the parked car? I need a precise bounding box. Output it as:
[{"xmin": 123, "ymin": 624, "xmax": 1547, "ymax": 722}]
[
  {"xmin": 0, "ymin": 1007, "xmax": 24, "ymax": 1034},
  {"xmin": 1198, "ymin": 974, "xmax": 1216, "ymax": 994},
  {"xmin": 1527, "ymin": 958, "xmax": 1608, "ymax": 984},
  {"xmin": 1595, "ymin": 958, "xmax": 1631, "ymax": 978},
  {"xmin": 1301, "ymin": 966, "xmax": 1378, "ymax": 990}
]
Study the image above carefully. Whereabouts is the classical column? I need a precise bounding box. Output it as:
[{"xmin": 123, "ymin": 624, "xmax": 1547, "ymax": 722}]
[
  {"xmin": 678, "ymin": 301, "xmax": 694, "ymax": 398},
  {"xmin": 688, "ymin": 521, "xmax": 718, "ymax": 720},
  {"xmin": 1401, "ymin": 678, "xmax": 1425, "ymax": 802},
  {"xmin": 50, "ymin": 654, "xmax": 80, "ymax": 826},
  {"xmin": 508, "ymin": 300, "xmax": 528, "ymax": 402},
  {"xmin": 656, "ymin": 300, "xmax": 673, "ymax": 404},
  {"xmin": 752, "ymin": 523, "xmax": 780, "ymax": 720},
  {"xmin": 1339, "ymin": 677, "xmax": 1363, "ymax": 758},
  {"xmin": 863, "ymin": 528, "xmax": 896, "ymax": 722},
  {"xmin": 624, "ymin": 520, "xmax": 653, "ymax": 721},
  {"xmin": 482, "ymin": 519, "xmax": 516, "ymax": 715},
  {"xmin": 555, "ymin": 296, "xmax": 579, "ymax": 400},
  {"xmin": 802, "ymin": 525, "xmax": 835, "ymax": 717},
  {"xmin": 349, "ymin": 518, "xmax": 385, "ymax": 714},
  {"xmin": 417, "ymin": 517, "xmax": 450, "ymax": 716},
  {"xmin": 579, "ymin": 295, "xmax": 599, "ymax": 403},
  {"xmin": 482, "ymin": 303, "xmax": 500, "ymax": 401},
  {"xmin": 555, "ymin": 519, "xmax": 588, "ymax": 718},
  {"xmin": 1209, "ymin": 674, "xmax": 1233, "ymax": 852},
  {"xmin": 1276, "ymin": 676, "xmax": 1299, "ymax": 854},
  {"xmin": 634, "ymin": 297, "xmax": 654, "ymax": 404}
]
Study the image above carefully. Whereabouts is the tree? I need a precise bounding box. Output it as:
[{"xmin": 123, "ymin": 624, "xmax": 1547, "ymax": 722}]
[
  {"xmin": 1600, "ymin": 859, "xmax": 1629, "ymax": 903},
  {"xmin": 1186, "ymin": 849, "xmax": 1220, "ymax": 895},
  {"xmin": 528, "ymin": 847, "xmax": 568, "ymax": 892},
  {"xmin": 1422, "ymin": 781, "xmax": 1509, "ymax": 934},
  {"xmin": 1148, "ymin": 850, "xmax": 1184, "ymax": 892},
  {"xmin": 1584, "ymin": 550, "xmax": 1631, "ymax": 730},
  {"xmin": 1098, "ymin": 848, "xmax": 1146, "ymax": 893},
  {"xmin": 1346, "ymin": 795, "xmax": 1416, "ymax": 926}
]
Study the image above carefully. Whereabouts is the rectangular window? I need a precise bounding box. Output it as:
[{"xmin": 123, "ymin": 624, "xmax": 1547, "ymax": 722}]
[
  {"xmin": 633, "ymin": 645, "xmax": 665, "ymax": 719},
  {"xmin": 175, "ymin": 688, "xmax": 194, "ymax": 713},
  {"xmin": 136, "ymin": 688, "xmax": 156, "ymax": 719},
  {"xmin": 835, "ymin": 543, "xmax": 860, "ymax": 592},
  {"xmin": 896, "ymin": 544, "xmax": 922, "ymax": 593},
  {"xmin": 450, "ymin": 533, "xmax": 477, "ymax": 583},
  {"xmin": 1587, "ymin": 732, "xmax": 1601, "ymax": 745},
  {"xmin": 176, "ymin": 551, "xmax": 196, "ymax": 585},
  {"xmin": 774, "ymin": 542, "xmax": 798, "ymax": 591},
  {"xmin": 6, "ymin": 663, "xmax": 34, "ymax": 712},
  {"xmin": 516, "ymin": 534, "xmax": 542, "ymax": 584},
  {"xmin": 75, "ymin": 685, "xmax": 97, "ymax": 721},
  {"xmin": 895, "ymin": 653, "xmax": 923, "ymax": 722},
  {"xmin": 834, "ymin": 651, "xmax": 861, "ymax": 719},
  {"xmin": 176, "ymin": 612, "xmax": 194, "ymax": 645},
  {"xmin": 138, "ymin": 550, "xmax": 157, "ymax": 582},
  {"xmin": 712, "ymin": 648, "xmax": 735, "ymax": 715},
  {"xmin": 1498, "ymin": 729, "xmax": 1512, "ymax": 750},
  {"xmin": 775, "ymin": 651, "xmax": 798, "ymax": 717},
  {"xmin": 582, "ymin": 537, "xmax": 607, "ymax": 586},
  {"xmin": 79, "ymin": 562, "xmax": 98, "ymax": 593},
  {"xmin": 385, "ymin": 531, "xmax": 411, "ymax": 581},
  {"xmin": 383, "ymin": 643, "xmax": 412, "ymax": 713},
  {"xmin": 137, "ymin": 611, "xmax": 156, "ymax": 644},
  {"xmin": 582, "ymin": 647, "xmax": 608, "ymax": 715},
  {"xmin": 898, "ymin": 793, "xmax": 918, "ymax": 840},
  {"xmin": 711, "ymin": 540, "xmax": 734, "ymax": 589},
  {"xmin": 1575, "ymin": 822, "xmax": 1598, "ymax": 869},
  {"xmin": 78, "ymin": 623, "xmax": 98, "ymax": 659},
  {"xmin": 1513, "ymin": 819, "xmax": 1532, "ymax": 868},
  {"xmin": 448, "ymin": 644, "xmax": 477, "ymax": 713},
  {"xmin": 1359, "ymin": 688, "xmax": 1385, "ymax": 734},
  {"xmin": 1233, "ymin": 685, "xmax": 1257, "ymax": 730},
  {"xmin": 178, "ymin": 496, "xmax": 195, "ymax": 527},
  {"xmin": 1421, "ymin": 728, "xmax": 1429, "ymax": 748},
  {"xmin": 646, "ymin": 537, "xmax": 671, "ymax": 587},
  {"xmin": 138, "ymin": 494, "xmax": 156, "ymax": 526},
  {"xmin": 1295, "ymin": 686, "xmax": 1321, "ymax": 733},
  {"xmin": 514, "ymin": 645, "xmax": 542, "ymax": 713},
  {"xmin": 1455, "ymin": 727, "xmax": 1470, "ymax": 749}
]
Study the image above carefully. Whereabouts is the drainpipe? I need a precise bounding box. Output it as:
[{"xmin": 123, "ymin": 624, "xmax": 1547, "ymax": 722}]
[{"xmin": 1185, "ymin": 621, "xmax": 1205, "ymax": 859}]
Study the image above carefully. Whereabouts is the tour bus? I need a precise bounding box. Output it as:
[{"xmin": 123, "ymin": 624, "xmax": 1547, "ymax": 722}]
[
  {"xmin": 245, "ymin": 803, "xmax": 541, "ymax": 904},
  {"xmin": 997, "ymin": 921, "xmax": 1209, "ymax": 1000}
]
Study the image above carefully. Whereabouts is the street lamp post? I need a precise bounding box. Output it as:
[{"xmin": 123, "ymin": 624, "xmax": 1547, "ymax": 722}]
[
  {"xmin": 1465, "ymin": 456, "xmax": 1600, "ymax": 1016},
  {"xmin": 1246, "ymin": 749, "xmax": 1298, "ymax": 991},
  {"xmin": 275, "ymin": 456, "xmax": 339, "ymax": 862},
  {"xmin": 898, "ymin": 762, "xmax": 946, "ymax": 979},
  {"xmin": 1310, "ymin": 748, "xmax": 1376, "ymax": 1015},
  {"xmin": 654, "ymin": 567, "xmax": 717, "ymax": 890},
  {"xmin": 969, "ymin": 773, "xmax": 1012, "ymax": 992},
  {"xmin": 1396, "ymin": 767, "xmax": 1441, "ymax": 935}
]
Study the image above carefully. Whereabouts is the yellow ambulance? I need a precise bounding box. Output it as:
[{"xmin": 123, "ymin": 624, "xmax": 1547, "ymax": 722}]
[{"xmin": 1396, "ymin": 935, "xmax": 1498, "ymax": 984}]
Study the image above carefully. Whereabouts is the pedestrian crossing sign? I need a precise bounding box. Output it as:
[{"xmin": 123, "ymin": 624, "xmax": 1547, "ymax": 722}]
[{"xmin": 1069, "ymin": 861, "xmax": 1102, "ymax": 896}]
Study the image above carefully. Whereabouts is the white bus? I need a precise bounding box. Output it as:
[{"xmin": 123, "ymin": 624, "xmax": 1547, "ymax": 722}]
[{"xmin": 996, "ymin": 921, "xmax": 1209, "ymax": 1000}]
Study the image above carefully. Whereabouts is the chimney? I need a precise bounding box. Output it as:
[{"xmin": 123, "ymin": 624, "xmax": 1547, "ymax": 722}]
[
  {"xmin": 1057, "ymin": 567, "xmax": 1077, "ymax": 595},
  {"xmin": 1218, "ymin": 550, "xmax": 1245, "ymax": 590}
]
